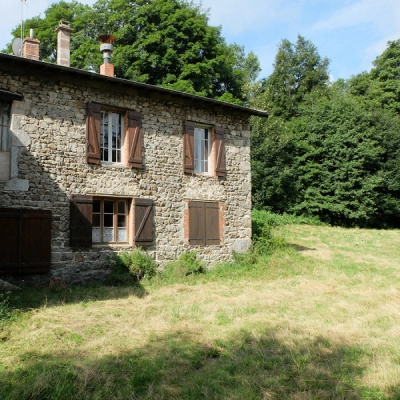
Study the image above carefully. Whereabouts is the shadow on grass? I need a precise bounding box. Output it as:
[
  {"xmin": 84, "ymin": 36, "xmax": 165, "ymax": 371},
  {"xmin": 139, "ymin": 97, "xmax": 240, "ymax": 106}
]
[
  {"xmin": 7, "ymin": 283, "xmax": 148, "ymax": 312},
  {"xmin": 1, "ymin": 327, "xmax": 395, "ymax": 400},
  {"xmin": 286, "ymin": 243, "xmax": 316, "ymax": 252}
]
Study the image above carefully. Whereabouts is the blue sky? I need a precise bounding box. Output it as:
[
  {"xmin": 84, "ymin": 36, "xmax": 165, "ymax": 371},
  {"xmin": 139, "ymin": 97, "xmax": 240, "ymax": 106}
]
[{"xmin": 1, "ymin": 0, "xmax": 399, "ymax": 81}]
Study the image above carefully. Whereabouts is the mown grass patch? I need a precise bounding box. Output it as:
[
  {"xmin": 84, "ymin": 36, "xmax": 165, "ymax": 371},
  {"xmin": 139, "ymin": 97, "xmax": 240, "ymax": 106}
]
[{"xmin": 1, "ymin": 217, "xmax": 400, "ymax": 399}]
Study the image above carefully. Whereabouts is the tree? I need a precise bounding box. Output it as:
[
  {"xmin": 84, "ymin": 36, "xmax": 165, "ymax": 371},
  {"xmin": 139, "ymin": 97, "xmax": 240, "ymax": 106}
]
[
  {"xmin": 5, "ymin": 0, "xmax": 259, "ymax": 101},
  {"xmin": 261, "ymin": 35, "xmax": 330, "ymax": 119}
]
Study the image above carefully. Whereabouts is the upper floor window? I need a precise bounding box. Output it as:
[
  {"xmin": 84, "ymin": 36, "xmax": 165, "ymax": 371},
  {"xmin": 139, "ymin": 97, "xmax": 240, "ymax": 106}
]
[
  {"xmin": 194, "ymin": 127, "xmax": 210, "ymax": 174},
  {"xmin": 101, "ymin": 110, "xmax": 123, "ymax": 163},
  {"xmin": 183, "ymin": 120, "xmax": 226, "ymax": 177},
  {"xmin": 86, "ymin": 102, "xmax": 143, "ymax": 168},
  {"xmin": 0, "ymin": 101, "xmax": 11, "ymax": 151}
]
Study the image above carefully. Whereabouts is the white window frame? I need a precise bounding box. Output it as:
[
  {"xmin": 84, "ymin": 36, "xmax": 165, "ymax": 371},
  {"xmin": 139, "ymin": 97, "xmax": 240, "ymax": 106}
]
[
  {"xmin": 100, "ymin": 110, "xmax": 124, "ymax": 164},
  {"xmin": 194, "ymin": 126, "xmax": 211, "ymax": 174}
]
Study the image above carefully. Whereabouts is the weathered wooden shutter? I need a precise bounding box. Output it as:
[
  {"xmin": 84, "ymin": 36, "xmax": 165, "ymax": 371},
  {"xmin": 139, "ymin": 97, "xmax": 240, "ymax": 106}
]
[
  {"xmin": 0, "ymin": 208, "xmax": 20, "ymax": 274},
  {"xmin": 205, "ymin": 202, "xmax": 220, "ymax": 245},
  {"xmin": 214, "ymin": 126, "xmax": 226, "ymax": 177},
  {"xmin": 0, "ymin": 208, "xmax": 51, "ymax": 275},
  {"xmin": 125, "ymin": 110, "xmax": 143, "ymax": 168},
  {"xmin": 86, "ymin": 102, "xmax": 101, "ymax": 164},
  {"xmin": 188, "ymin": 201, "xmax": 205, "ymax": 245},
  {"xmin": 134, "ymin": 198, "xmax": 154, "ymax": 246},
  {"xmin": 183, "ymin": 120, "xmax": 195, "ymax": 174},
  {"xmin": 70, "ymin": 195, "xmax": 93, "ymax": 247},
  {"xmin": 20, "ymin": 210, "xmax": 52, "ymax": 274}
]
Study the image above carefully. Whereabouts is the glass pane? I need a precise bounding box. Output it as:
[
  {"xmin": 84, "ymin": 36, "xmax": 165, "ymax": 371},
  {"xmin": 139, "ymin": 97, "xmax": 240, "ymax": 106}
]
[
  {"xmin": 92, "ymin": 214, "xmax": 100, "ymax": 227},
  {"xmin": 92, "ymin": 227, "xmax": 101, "ymax": 243},
  {"xmin": 118, "ymin": 214, "xmax": 126, "ymax": 227},
  {"xmin": 117, "ymin": 228, "xmax": 127, "ymax": 242},
  {"xmin": 104, "ymin": 227, "xmax": 114, "ymax": 242},
  {"xmin": 104, "ymin": 201, "xmax": 114, "ymax": 214},
  {"xmin": 93, "ymin": 200, "xmax": 100, "ymax": 213},
  {"xmin": 118, "ymin": 201, "xmax": 126, "ymax": 214},
  {"xmin": 104, "ymin": 214, "xmax": 113, "ymax": 227},
  {"xmin": 112, "ymin": 149, "xmax": 116, "ymax": 162}
]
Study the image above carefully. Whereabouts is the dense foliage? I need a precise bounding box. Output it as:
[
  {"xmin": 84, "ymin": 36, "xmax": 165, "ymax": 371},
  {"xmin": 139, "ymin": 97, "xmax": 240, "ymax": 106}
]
[
  {"xmin": 252, "ymin": 38, "xmax": 400, "ymax": 228},
  {"xmin": 5, "ymin": 0, "xmax": 259, "ymax": 101}
]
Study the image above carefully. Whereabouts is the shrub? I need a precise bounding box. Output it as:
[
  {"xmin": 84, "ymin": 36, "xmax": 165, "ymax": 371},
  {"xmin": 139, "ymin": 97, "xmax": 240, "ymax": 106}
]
[
  {"xmin": 163, "ymin": 251, "xmax": 206, "ymax": 279},
  {"xmin": 113, "ymin": 248, "xmax": 157, "ymax": 282}
]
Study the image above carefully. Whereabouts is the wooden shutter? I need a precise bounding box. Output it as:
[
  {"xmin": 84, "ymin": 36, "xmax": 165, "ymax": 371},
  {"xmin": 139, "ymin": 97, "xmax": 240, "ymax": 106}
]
[
  {"xmin": 205, "ymin": 202, "xmax": 220, "ymax": 245},
  {"xmin": 214, "ymin": 126, "xmax": 226, "ymax": 177},
  {"xmin": 70, "ymin": 195, "xmax": 93, "ymax": 247},
  {"xmin": 86, "ymin": 102, "xmax": 101, "ymax": 164},
  {"xmin": 0, "ymin": 208, "xmax": 51, "ymax": 275},
  {"xmin": 188, "ymin": 201, "xmax": 205, "ymax": 245},
  {"xmin": 183, "ymin": 120, "xmax": 195, "ymax": 174},
  {"xmin": 0, "ymin": 208, "xmax": 20, "ymax": 274},
  {"xmin": 20, "ymin": 210, "xmax": 52, "ymax": 274},
  {"xmin": 125, "ymin": 110, "xmax": 143, "ymax": 168},
  {"xmin": 134, "ymin": 198, "xmax": 154, "ymax": 246}
]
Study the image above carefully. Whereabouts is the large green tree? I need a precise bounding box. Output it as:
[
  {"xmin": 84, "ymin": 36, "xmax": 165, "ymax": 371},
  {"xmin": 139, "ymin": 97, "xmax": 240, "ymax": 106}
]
[{"xmin": 5, "ymin": 0, "xmax": 259, "ymax": 101}]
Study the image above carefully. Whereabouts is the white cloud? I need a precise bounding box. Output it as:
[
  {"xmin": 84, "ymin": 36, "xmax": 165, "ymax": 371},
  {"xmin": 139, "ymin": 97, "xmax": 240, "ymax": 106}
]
[{"xmin": 309, "ymin": 0, "xmax": 400, "ymax": 34}]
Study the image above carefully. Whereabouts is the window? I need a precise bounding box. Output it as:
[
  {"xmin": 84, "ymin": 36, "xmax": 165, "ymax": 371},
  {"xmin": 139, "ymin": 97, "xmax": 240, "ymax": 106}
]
[
  {"xmin": 183, "ymin": 121, "xmax": 226, "ymax": 177},
  {"xmin": 101, "ymin": 110, "xmax": 123, "ymax": 163},
  {"xmin": 92, "ymin": 198, "xmax": 128, "ymax": 243},
  {"xmin": 194, "ymin": 127, "xmax": 210, "ymax": 174},
  {"xmin": 86, "ymin": 103, "xmax": 143, "ymax": 168},
  {"xmin": 0, "ymin": 101, "xmax": 11, "ymax": 151},
  {"xmin": 186, "ymin": 201, "xmax": 222, "ymax": 246},
  {"xmin": 70, "ymin": 195, "xmax": 154, "ymax": 247}
]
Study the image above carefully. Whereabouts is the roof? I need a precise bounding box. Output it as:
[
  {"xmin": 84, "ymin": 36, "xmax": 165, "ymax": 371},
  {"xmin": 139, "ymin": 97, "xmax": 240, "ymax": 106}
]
[{"xmin": 0, "ymin": 53, "xmax": 269, "ymax": 118}]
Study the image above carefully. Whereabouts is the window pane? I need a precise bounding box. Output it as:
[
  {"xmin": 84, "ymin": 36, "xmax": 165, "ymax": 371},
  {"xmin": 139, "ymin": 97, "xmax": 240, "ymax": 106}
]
[
  {"xmin": 118, "ymin": 201, "xmax": 126, "ymax": 214},
  {"xmin": 117, "ymin": 228, "xmax": 127, "ymax": 242},
  {"xmin": 103, "ymin": 227, "xmax": 114, "ymax": 242},
  {"xmin": 93, "ymin": 200, "xmax": 100, "ymax": 213},
  {"xmin": 92, "ymin": 214, "xmax": 100, "ymax": 227},
  {"xmin": 104, "ymin": 201, "xmax": 114, "ymax": 214},
  {"xmin": 104, "ymin": 214, "xmax": 113, "ymax": 227},
  {"xmin": 92, "ymin": 227, "xmax": 101, "ymax": 243},
  {"xmin": 117, "ymin": 214, "xmax": 126, "ymax": 227}
]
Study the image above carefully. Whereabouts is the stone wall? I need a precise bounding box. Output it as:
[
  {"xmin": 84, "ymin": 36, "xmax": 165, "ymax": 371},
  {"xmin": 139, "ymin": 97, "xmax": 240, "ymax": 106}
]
[{"xmin": 0, "ymin": 66, "xmax": 251, "ymax": 283}]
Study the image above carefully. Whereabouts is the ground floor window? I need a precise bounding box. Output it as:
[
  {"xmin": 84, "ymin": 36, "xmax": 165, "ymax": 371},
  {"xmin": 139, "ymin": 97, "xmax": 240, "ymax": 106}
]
[{"xmin": 70, "ymin": 195, "xmax": 154, "ymax": 247}]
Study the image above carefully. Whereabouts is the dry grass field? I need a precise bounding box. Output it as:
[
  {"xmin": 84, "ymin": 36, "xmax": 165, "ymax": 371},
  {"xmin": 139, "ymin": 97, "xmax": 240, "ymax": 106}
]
[{"xmin": 1, "ymin": 222, "xmax": 400, "ymax": 399}]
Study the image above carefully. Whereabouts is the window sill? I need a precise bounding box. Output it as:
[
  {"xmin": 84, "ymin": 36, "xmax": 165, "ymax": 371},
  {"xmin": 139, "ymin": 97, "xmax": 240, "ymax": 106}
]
[{"xmin": 100, "ymin": 162, "xmax": 125, "ymax": 168}]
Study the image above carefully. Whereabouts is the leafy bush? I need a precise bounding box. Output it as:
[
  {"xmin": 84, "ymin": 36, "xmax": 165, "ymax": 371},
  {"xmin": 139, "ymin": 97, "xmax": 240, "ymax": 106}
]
[
  {"xmin": 112, "ymin": 248, "xmax": 157, "ymax": 282},
  {"xmin": 163, "ymin": 251, "xmax": 206, "ymax": 279}
]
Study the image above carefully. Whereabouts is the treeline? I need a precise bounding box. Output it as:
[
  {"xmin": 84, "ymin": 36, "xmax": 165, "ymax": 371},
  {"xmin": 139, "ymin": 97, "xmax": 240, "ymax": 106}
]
[
  {"xmin": 251, "ymin": 36, "xmax": 400, "ymax": 228},
  {"xmin": 5, "ymin": 0, "xmax": 400, "ymax": 228}
]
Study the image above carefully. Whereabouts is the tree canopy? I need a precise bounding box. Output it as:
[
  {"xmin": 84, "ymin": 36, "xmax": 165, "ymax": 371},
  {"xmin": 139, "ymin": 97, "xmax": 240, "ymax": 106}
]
[{"xmin": 5, "ymin": 0, "xmax": 259, "ymax": 102}]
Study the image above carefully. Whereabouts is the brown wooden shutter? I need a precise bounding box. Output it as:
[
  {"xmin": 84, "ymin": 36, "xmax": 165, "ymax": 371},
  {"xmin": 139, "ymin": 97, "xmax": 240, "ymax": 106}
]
[
  {"xmin": 20, "ymin": 210, "xmax": 52, "ymax": 274},
  {"xmin": 0, "ymin": 208, "xmax": 51, "ymax": 275},
  {"xmin": 86, "ymin": 102, "xmax": 101, "ymax": 164},
  {"xmin": 134, "ymin": 198, "xmax": 154, "ymax": 246},
  {"xmin": 183, "ymin": 120, "xmax": 195, "ymax": 174},
  {"xmin": 0, "ymin": 208, "xmax": 20, "ymax": 274},
  {"xmin": 188, "ymin": 201, "xmax": 205, "ymax": 245},
  {"xmin": 70, "ymin": 195, "xmax": 93, "ymax": 247},
  {"xmin": 214, "ymin": 126, "xmax": 226, "ymax": 177},
  {"xmin": 205, "ymin": 202, "xmax": 220, "ymax": 245},
  {"xmin": 125, "ymin": 110, "xmax": 143, "ymax": 168}
]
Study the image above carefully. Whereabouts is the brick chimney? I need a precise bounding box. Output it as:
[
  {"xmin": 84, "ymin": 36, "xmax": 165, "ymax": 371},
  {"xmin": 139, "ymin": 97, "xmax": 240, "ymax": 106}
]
[
  {"xmin": 98, "ymin": 34, "xmax": 116, "ymax": 77},
  {"xmin": 56, "ymin": 21, "xmax": 72, "ymax": 67},
  {"xmin": 23, "ymin": 29, "xmax": 40, "ymax": 60}
]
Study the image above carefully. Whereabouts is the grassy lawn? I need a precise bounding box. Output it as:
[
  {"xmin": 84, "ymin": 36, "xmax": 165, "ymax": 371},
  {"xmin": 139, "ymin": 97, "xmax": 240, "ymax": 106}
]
[{"xmin": 1, "ymin": 223, "xmax": 400, "ymax": 399}]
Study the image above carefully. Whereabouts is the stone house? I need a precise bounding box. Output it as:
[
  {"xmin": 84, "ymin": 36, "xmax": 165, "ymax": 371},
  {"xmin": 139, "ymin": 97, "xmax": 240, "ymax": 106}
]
[{"xmin": 0, "ymin": 27, "xmax": 268, "ymax": 284}]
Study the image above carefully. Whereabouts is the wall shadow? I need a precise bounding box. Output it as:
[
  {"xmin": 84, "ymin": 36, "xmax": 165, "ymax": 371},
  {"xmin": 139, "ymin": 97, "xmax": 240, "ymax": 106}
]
[{"xmin": 1, "ymin": 326, "xmax": 396, "ymax": 399}]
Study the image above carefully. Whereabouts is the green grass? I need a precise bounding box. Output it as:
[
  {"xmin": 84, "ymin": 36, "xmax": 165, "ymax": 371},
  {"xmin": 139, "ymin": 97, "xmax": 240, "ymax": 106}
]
[{"xmin": 1, "ymin": 219, "xmax": 400, "ymax": 399}]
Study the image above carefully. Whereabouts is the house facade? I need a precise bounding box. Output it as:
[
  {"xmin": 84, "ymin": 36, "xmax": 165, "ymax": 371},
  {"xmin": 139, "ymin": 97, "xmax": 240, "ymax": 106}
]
[{"xmin": 0, "ymin": 38, "xmax": 267, "ymax": 284}]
